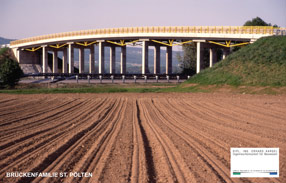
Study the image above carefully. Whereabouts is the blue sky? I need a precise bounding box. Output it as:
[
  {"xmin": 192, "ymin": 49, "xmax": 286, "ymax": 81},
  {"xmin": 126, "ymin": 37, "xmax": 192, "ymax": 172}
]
[{"xmin": 1, "ymin": 0, "xmax": 285, "ymax": 39}]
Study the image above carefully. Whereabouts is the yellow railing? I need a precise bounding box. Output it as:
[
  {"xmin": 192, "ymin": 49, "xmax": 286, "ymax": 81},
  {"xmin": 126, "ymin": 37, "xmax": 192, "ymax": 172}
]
[{"xmin": 10, "ymin": 26, "xmax": 283, "ymax": 46}]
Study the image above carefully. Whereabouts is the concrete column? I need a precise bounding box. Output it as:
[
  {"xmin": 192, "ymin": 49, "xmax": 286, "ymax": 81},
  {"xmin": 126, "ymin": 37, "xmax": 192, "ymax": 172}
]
[
  {"xmin": 209, "ymin": 48, "xmax": 213, "ymax": 68},
  {"xmin": 99, "ymin": 42, "xmax": 105, "ymax": 74},
  {"xmin": 154, "ymin": 45, "xmax": 160, "ymax": 74},
  {"xmin": 196, "ymin": 42, "xmax": 201, "ymax": 73},
  {"xmin": 63, "ymin": 49, "xmax": 68, "ymax": 73},
  {"xmin": 110, "ymin": 46, "xmax": 116, "ymax": 74},
  {"xmin": 79, "ymin": 47, "xmax": 84, "ymax": 73},
  {"xmin": 142, "ymin": 41, "xmax": 149, "ymax": 74},
  {"xmin": 166, "ymin": 46, "xmax": 172, "ymax": 74},
  {"xmin": 42, "ymin": 45, "xmax": 48, "ymax": 73},
  {"xmin": 16, "ymin": 49, "xmax": 21, "ymax": 63},
  {"xmin": 120, "ymin": 46, "xmax": 126, "ymax": 74},
  {"xmin": 68, "ymin": 43, "xmax": 74, "ymax": 74},
  {"xmin": 53, "ymin": 50, "xmax": 58, "ymax": 73},
  {"xmin": 89, "ymin": 46, "xmax": 95, "ymax": 73}
]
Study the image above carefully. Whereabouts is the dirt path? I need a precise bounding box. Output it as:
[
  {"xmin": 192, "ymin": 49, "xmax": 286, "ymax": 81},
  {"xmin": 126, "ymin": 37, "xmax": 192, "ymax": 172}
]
[{"xmin": 0, "ymin": 93, "xmax": 285, "ymax": 183}]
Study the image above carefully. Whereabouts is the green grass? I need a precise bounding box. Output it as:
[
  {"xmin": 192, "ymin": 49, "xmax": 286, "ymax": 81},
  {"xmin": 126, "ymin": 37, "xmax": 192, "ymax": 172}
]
[
  {"xmin": 186, "ymin": 36, "xmax": 286, "ymax": 86},
  {"xmin": 0, "ymin": 84, "xmax": 207, "ymax": 94},
  {"xmin": 1, "ymin": 82, "xmax": 285, "ymax": 95}
]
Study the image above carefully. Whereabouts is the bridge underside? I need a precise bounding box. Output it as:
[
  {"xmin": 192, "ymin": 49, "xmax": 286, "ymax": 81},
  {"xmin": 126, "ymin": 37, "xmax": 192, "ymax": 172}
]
[{"xmin": 13, "ymin": 38, "xmax": 246, "ymax": 75}]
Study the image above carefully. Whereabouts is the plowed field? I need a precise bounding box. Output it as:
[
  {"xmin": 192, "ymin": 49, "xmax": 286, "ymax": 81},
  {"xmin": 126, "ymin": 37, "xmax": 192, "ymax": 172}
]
[{"xmin": 0, "ymin": 93, "xmax": 285, "ymax": 183}]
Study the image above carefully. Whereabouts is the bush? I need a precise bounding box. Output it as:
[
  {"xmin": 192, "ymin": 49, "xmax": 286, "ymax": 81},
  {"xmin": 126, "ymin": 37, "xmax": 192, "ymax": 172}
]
[{"xmin": 0, "ymin": 57, "xmax": 23, "ymax": 88}]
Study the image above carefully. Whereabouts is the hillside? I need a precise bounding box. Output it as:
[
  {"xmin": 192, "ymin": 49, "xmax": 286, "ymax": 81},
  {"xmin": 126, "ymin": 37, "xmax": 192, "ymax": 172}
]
[
  {"xmin": 187, "ymin": 36, "xmax": 286, "ymax": 86},
  {"xmin": 0, "ymin": 37, "xmax": 14, "ymax": 45}
]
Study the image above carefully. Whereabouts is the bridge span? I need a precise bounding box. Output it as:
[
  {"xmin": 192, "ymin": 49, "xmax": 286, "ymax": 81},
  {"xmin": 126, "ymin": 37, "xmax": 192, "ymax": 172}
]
[{"xmin": 10, "ymin": 26, "xmax": 286, "ymax": 75}]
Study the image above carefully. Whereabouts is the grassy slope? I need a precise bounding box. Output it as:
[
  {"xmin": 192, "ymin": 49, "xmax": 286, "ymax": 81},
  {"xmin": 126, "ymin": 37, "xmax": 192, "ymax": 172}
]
[{"xmin": 186, "ymin": 36, "xmax": 286, "ymax": 86}]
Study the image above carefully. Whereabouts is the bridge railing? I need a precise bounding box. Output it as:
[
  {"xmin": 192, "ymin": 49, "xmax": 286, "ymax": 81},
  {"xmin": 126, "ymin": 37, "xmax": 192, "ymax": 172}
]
[
  {"xmin": 23, "ymin": 73, "xmax": 190, "ymax": 80},
  {"xmin": 274, "ymin": 28, "xmax": 286, "ymax": 36},
  {"xmin": 10, "ymin": 26, "xmax": 283, "ymax": 46}
]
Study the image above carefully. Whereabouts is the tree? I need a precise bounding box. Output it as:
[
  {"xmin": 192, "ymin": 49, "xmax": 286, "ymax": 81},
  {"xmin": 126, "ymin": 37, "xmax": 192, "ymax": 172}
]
[
  {"xmin": 177, "ymin": 43, "xmax": 217, "ymax": 76},
  {"xmin": 244, "ymin": 17, "xmax": 278, "ymax": 27},
  {"xmin": 0, "ymin": 48, "xmax": 23, "ymax": 88},
  {"xmin": 177, "ymin": 43, "xmax": 197, "ymax": 75}
]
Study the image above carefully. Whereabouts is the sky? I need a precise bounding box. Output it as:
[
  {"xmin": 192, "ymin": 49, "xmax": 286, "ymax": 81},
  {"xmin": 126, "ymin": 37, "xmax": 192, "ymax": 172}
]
[{"xmin": 1, "ymin": 0, "xmax": 285, "ymax": 39}]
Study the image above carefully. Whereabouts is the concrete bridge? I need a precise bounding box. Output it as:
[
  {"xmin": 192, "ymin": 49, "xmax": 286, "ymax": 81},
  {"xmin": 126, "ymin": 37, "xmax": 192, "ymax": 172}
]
[{"xmin": 10, "ymin": 26, "xmax": 286, "ymax": 75}]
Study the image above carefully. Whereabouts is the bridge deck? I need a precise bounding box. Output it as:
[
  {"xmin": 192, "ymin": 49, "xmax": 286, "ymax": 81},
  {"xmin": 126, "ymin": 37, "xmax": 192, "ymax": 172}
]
[{"xmin": 10, "ymin": 26, "xmax": 286, "ymax": 48}]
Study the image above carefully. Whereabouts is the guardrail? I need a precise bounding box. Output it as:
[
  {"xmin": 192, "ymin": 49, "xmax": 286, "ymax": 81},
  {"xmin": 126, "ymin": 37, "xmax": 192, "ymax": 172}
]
[
  {"xmin": 23, "ymin": 73, "xmax": 190, "ymax": 80},
  {"xmin": 10, "ymin": 26, "xmax": 286, "ymax": 46}
]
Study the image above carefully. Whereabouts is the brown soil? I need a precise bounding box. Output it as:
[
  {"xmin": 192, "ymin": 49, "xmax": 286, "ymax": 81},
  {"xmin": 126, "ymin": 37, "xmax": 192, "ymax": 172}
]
[{"xmin": 0, "ymin": 93, "xmax": 285, "ymax": 183}]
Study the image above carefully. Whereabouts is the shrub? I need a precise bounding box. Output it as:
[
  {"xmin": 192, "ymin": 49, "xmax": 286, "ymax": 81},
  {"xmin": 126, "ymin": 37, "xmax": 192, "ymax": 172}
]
[{"xmin": 0, "ymin": 57, "xmax": 23, "ymax": 88}]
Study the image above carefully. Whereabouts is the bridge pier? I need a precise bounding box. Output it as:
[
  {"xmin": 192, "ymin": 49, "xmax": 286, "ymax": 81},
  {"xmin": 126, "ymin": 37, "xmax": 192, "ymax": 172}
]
[
  {"xmin": 98, "ymin": 42, "xmax": 127, "ymax": 74},
  {"xmin": 99, "ymin": 41, "xmax": 105, "ymax": 74},
  {"xmin": 15, "ymin": 48, "xmax": 21, "ymax": 63},
  {"xmin": 68, "ymin": 43, "xmax": 74, "ymax": 74},
  {"xmin": 209, "ymin": 48, "xmax": 217, "ymax": 68},
  {"xmin": 89, "ymin": 46, "xmax": 95, "ymax": 74},
  {"xmin": 120, "ymin": 46, "xmax": 126, "ymax": 74},
  {"xmin": 209, "ymin": 48, "xmax": 213, "ymax": 68},
  {"xmin": 110, "ymin": 46, "xmax": 116, "ymax": 74},
  {"xmin": 63, "ymin": 49, "xmax": 68, "ymax": 73},
  {"xmin": 196, "ymin": 42, "xmax": 201, "ymax": 73},
  {"xmin": 42, "ymin": 45, "xmax": 48, "ymax": 73},
  {"xmin": 52, "ymin": 50, "xmax": 58, "ymax": 73},
  {"xmin": 142, "ymin": 40, "xmax": 149, "ymax": 74},
  {"xmin": 166, "ymin": 46, "xmax": 172, "ymax": 74},
  {"xmin": 196, "ymin": 42, "xmax": 200, "ymax": 73},
  {"xmin": 141, "ymin": 41, "xmax": 173, "ymax": 75},
  {"xmin": 79, "ymin": 47, "xmax": 84, "ymax": 73},
  {"xmin": 195, "ymin": 40, "xmax": 207, "ymax": 73},
  {"xmin": 154, "ymin": 45, "xmax": 160, "ymax": 74}
]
